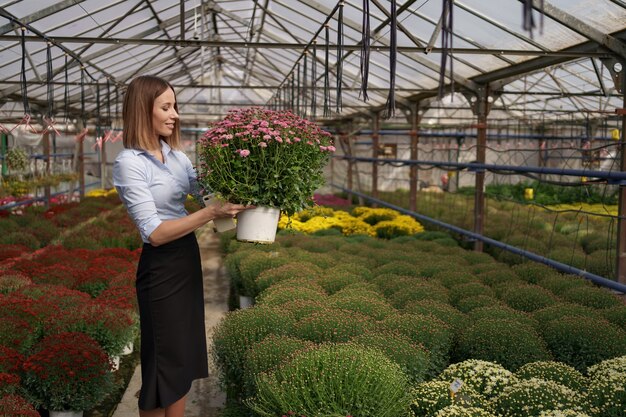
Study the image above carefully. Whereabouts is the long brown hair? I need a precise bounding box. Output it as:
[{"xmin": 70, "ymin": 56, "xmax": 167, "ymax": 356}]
[{"xmin": 122, "ymin": 75, "xmax": 181, "ymax": 150}]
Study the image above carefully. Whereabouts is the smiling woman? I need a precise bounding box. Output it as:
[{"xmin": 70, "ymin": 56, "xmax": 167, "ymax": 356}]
[{"xmin": 112, "ymin": 75, "xmax": 254, "ymax": 417}]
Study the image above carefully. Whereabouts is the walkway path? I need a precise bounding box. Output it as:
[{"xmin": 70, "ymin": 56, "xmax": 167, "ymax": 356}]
[{"xmin": 112, "ymin": 226, "xmax": 228, "ymax": 417}]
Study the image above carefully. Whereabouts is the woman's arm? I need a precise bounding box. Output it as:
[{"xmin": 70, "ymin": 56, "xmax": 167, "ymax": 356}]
[{"xmin": 147, "ymin": 200, "xmax": 249, "ymax": 246}]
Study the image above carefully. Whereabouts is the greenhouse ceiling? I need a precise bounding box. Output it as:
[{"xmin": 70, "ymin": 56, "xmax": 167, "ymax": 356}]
[{"xmin": 0, "ymin": 0, "xmax": 624, "ymax": 129}]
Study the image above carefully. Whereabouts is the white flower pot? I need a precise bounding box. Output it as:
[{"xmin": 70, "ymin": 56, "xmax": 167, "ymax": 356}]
[
  {"xmin": 49, "ymin": 411, "xmax": 83, "ymax": 417},
  {"xmin": 121, "ymin": 341, "xmax": 134, "ymax": 355},
  {"xmin": 110, "ymin": 355, "xmax": 120, "ymax": 371},
  {"xmin": 239, "ymin": 295, "xmax": 254, "ymax": 309},
  {"xmin": 213, "ymin": 216, "xmax": 236, "ymax": 232},
  {"xmin": 236, "ymin": 206, "xmax": 280, "ymax": 243}
]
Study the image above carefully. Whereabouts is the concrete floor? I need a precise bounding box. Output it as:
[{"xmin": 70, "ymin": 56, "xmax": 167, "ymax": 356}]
[{"xmin": 111, "ymin": 226, "xmax": 228, "ymax": 417}]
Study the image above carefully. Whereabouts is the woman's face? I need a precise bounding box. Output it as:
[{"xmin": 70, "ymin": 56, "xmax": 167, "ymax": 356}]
[{"xmin": 152, "ymin": 87, "xmax": 179, "ymax": 140}]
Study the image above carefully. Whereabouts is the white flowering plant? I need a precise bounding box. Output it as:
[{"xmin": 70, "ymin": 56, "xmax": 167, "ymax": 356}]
[
  {"xmin": 437, "ymin": 359, "xmax": 517, "ymax": 399},
  {"xmin": 197, "ymin": 108, "xmax": 335, "ymax": 216}
]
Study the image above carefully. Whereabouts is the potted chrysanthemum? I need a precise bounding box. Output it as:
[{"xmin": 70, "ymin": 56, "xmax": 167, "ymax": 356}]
[{"xmin": 197, "ymin": 107, "xmax": 335, "ymax": 243}]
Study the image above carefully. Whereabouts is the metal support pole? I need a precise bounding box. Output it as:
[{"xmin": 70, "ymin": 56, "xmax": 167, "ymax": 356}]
[
  {"xmin": 0, "ymin": 134, "xmax": 7, "ymax": 177},
  {"xmin": 100, "ymin": 134, "xmax": 107, "ymax": 189},
  {"xmin": 616, "ymin": 64, "xmax": 626, "ymax": 285},
  {"xmin": 372, "ymin": 112, "xmax": 380, "ymax": 206},
  {"xmin": 409, "ymin": 102, "xmax": 420, "ymax": 212},
  {"xmin": 43, "ymin": 132, "xmax": 51, "ymax": 207},
  {"xmin": 473, "ymin": 86, "xmax": 490, "ymax": 252}
]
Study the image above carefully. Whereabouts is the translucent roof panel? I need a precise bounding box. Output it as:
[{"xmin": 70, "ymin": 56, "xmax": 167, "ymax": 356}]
[{"xmin": 0, "ymin": 0, "xmax": 624, "ymax": 126}]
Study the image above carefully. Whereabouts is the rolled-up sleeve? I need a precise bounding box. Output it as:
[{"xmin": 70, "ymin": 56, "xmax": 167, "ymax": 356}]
[
  {"xmin": 113, "ymin": 153, "xmax": 162, "ymax": 242},
  {"xmin": 185, "ymin": 155, "xmax": 203, "ymax": 204}
]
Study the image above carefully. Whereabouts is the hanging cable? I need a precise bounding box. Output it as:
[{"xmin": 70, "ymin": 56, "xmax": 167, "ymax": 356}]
[
  {"xmin": 19, "ymin": 27, "xmax": 30, "ymax": 115},
  {"xmin": 336, "ymin": 1, "xmax": 344, "ymax": 113},
  {"xmin": 383, "ymin": 0, "xmax": 397, "ymax": 119},
  {"xmin": 323, "ymin": 24, "xmax": 331, "ymax": 118},
  {"xmin": 311, "ymin": 40, "xmax": 317, "ymax": 120},
  {"xmin": 296, "ymin": 62, "xmax": 301, "ymax": 116},
  {"xmin": 522, "ymin": 0, "xmax": 544, "ymax": 39},
  {"xmin": 303, "ymin": 52, "xmax": 308, "ymax": 118},
  {"xmin": 438, "ymin": 0, "xmax": 454, "ymax": 99},
  {"xmin": 360, "ymin": 0, "xmax": 370, "ymax": 102}
]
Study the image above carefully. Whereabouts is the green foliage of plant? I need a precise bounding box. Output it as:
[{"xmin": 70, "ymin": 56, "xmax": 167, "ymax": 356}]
[
  {"xmin": 599, "ymin": 306, "xmax": 626, "ymax": 332},
  {"xmin": 316, "ymin": 270, "xmax": 363, "ymax": 294},
  {"xmin": 449, "ymin": 282, "xmax": 495, "ymax": 306},
  {"xmin": 403, "ymin": 300, "xmax": 467, "ymax": 331},
  {"xmin": 455, "ymin": 295, "xmax": 503, "ymax": 314},
  {"xmin": 477, "ymin": 268, "xmax": 522, "ymax": 287},
  {"xmin": 197, "ymin": 108, "xmax": 334, "ymax": 216},
  {"xmin": 417, "ymin": 258, "xmax": 463, "ymax": 278},
  {"xmin": 586, "ymin": 355, "xmax": 626, "ymax": 379},
  {"xmin": 579, "ymin": 232, "xmax": 614, "ymax": 254},
  {"xmin": 493, "ymin": 235, "xmax": 548, "ymax": 266},
  {"xmin": 332, "ymin": 283, "xmax": 386, "ymax": 301},
  {"xmin": 583, "ymin": 250, "xmax": 615, "ymax": 278},
  {"xmin": 293, "ymin": 308, "xmax": 375, "ymax": 343},
  {"xmin": 438, "ymin": 359, "xmax": 517, "ymax": 399},
  {"xmin": 455, "ymin": 319, "xmax": 552, "ymax": 371},
  {"xmin": 352, "ymin": 330, "xmax": 432, "ymax": 384},
  {"xmin": 372, "ymin": 274, "xmax": 415, "ymax": 297},
  {"xmin": 256, "ymin": 261, "xmax": 321, "ymax": 295},
  {"xmin": 242, "ymin": 334, "xmax": 315, "ymax": 396},
  {"xmin": 548, "ymin": 247, "xmax": 587, "ymax": 271},
  {"xmin": 325, "ymin": 262, "xmax": 373, "ymax": 281},
  {"xmin": 0, "ymin": 231, "xmax": 40, "ymax": 250},
  {"xmin": 468, "ymin": 306, "xmax": 537, "ymax": 329},
  {"xmin": 537, "ymin": 274, "xmax": 591, "ymax": 295},
  {"xmin": 561, "ymin": 286, "xmax": 623, "ymax": 309},
  {"xmin": 515, "ymin": 361, "xmax": 586, "ymax": 392},
  {"xmin": 532, "ymin": 303, "xmax": 601, "ymax": 325},
  {"xmin": 279, "ymin": 299, "xmax": 329, "ymax": 321},
  {"xmin": 459, "ymin": 251, "xmax": 497, "ymax": 266},
  {"xmin": 389, "ymin": 281, "xmax": 450, "ymax": 308},
  {"xmin": 432, "ymin": 270, "xmax": 478, "ymax": 289},
  {"xmin": 498, "ymin": 284, "xmax": 558, "ymax": 313},
  {"xmin": 409, "ymin": 380, "xmax": 487, "ymax": 417},
  {"xmin": 512, "ymin": 262, "xmax": 557, "ymax": 284},
  {"xmin": 247, "ymin": 343, "xmax": 410, "ymax": 417},
  {"xmin": 374, "ymin": 261, "xmax": 422, "ymax": 278},
  {"xmin": 238, "ymin": 251, "xmax": 291, "ymax": 297},
  {"xmin": 381, "ymin": 312, "xmax": 453, "ymax": 373},
  {"xmin": 212, "ymin": 307, "xmax": 295, "ymax": 391},
  {"xmin": 5, "ymin": 148, "xmax": 29, "ymax": 172},
  {"xmin": 482, "ymin": 181, "xmax": 617, "ymax": 206},
  {"xmin": 490, "ymin": 378, "xmax": 585, "ymax": 417},
  {"xmin": 256, "ymin": 283, "xmax": 327, "ymax": 307},
  {"xmin": 540, "ymin": 316, "xmax": 626, "ymax": 372},
  {"xmin": 328, "ymin": 294, "xmax": 396, "ymax": 320},
  {"xmin": 286, "ymin": 246, "xmax": 337, "ymax": 269}
]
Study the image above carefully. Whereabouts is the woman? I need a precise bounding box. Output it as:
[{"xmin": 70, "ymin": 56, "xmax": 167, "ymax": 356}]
[{"xmin": 113, "ymin": 75, "xmax": 251, "ymax": 417}]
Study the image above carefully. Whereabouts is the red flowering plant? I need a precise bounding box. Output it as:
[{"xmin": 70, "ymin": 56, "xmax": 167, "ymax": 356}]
[
  {"xmin": 22, "ymin": 331, "xmax": 115, "ymax": 412},
  {"xmin": 43, "ymin": 300, "xmax": 136, "ymax": 357},
  {"xmin": 0, "ymin": 345, "xmax": 25, "ymax": 397},
  {"xmin": 197, "ymin": 108, "xmax": 335, "ymax": 216},
  {"xmin": 0, "ymin": 394, "xmax": 39, "ymax": 417}
]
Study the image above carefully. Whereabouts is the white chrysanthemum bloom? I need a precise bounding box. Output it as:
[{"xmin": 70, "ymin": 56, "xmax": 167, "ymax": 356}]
[
  {"xmin": 438, "ymin": 359, "xmax": 517, "ymax": 398},
  {"xmin": 587, "ymin": 355, "xmax": 626, "ymax": 380},
  {"xmin": 433, "ymin": 405, "xmax": 498, "ymax": 417},
  {"xmin": 537, "ymin": 409, "xmax": 591, "ymax": 417}
]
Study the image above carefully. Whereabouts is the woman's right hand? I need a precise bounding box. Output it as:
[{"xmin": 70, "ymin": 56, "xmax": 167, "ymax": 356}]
[{"xmin": 204, "ymin": 199, "xmax": 254, "ymax": 220}]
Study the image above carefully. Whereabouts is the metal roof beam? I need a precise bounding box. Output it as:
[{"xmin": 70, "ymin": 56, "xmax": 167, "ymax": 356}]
[
  {"xmin": 528, "ymin": 0, "xmax": 626, "ymax": 58},
  {"xmin": 0, "ymin": 0, "xmax": 86, "ymax": 35}
]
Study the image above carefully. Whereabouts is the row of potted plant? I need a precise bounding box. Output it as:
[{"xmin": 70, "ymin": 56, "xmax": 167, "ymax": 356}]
[
  {"xmin": 213, "ymin": 230, "xmax": 626, "ymax": 416},
  {"xmin": 376, "ymin": 190, "xmax": 620, "ymax": 278}
]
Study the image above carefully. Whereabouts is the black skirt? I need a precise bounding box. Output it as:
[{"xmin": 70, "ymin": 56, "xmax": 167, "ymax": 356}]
[{"xmin": 136, "ymin": 232, "xmax": 209, "ymax": 410}]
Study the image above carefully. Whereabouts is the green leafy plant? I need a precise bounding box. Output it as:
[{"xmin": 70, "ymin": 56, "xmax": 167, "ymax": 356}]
[
  {"xmin": 498, "ymin": 284, "xmax": 557, "ymax": 312},
  {"xmin": 328, "ymin": 294, "xmax": 396, "ymax": 320},
  {"xmin": 196, "ymin": 107, "xmax": 334, "ymax": 216},
  {"xmin": 352, "ymin": 330, "xmax": 431, "ymax": 384},
  {"xmin": 242, "ymin": 334, "xmax": 315, "ymax": 396},
  {"xmin": 515, "ymin": 361, "xmax": 586, "ymax": 391},
  {"xmin": 247, "ymin": 343, "xmax": 410, "ymax": 417},
  {"xmin": 255, "ymin": 261, "xmax": 321, "ymax": 295},
  {"xmin": 212, "ymin": 307, "xmax": 295, "ymax": 392},
  {"xmin": 293, "ymin": 308, "xmax": 375, "ymax": 343},
  {"xmin": 539, "ymin": 316, "xmax": 626, "ymax": 372},
  {"xmin": 455, "ymin": 318, "xmax": 552, "ymax": 371},
  {"xmin": 5, "ymin": 148, "xmax": 29, "ymax": 172},
  {"xmin": 490, "ymin": 378, "xmax": 584, "ymax": 417},
  {"xmin": 561, "ymin": 286, "xmax": 623, "ymax": 309},
  {"xmin": 468, "ymin": 305, "xmax": 536, "ymax": 329},
  {"xmin": 403, "ymin": 300, "xmax": 467, "ymax": 331}
]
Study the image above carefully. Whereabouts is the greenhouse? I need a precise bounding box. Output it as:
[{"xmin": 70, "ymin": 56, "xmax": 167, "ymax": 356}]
[{"xmin": 0, "ymin": 1, "xmax": 625, "ymax": 417}]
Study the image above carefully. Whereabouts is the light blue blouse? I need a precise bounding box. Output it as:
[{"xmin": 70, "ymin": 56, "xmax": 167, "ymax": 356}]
[{"xmin": 113, "ymin": 140, "xmax": 200, "ymax": 243}]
